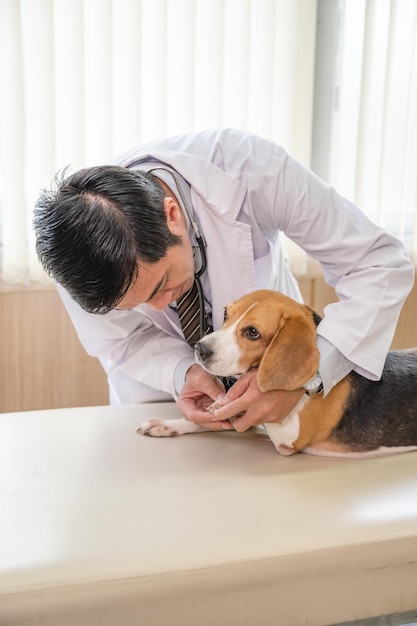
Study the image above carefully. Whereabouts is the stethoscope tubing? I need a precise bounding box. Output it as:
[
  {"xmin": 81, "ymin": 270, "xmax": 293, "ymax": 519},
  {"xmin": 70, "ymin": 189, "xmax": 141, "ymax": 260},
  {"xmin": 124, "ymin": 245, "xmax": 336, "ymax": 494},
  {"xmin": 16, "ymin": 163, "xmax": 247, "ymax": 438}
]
[{"xmin": 129, "ymin": 163, "xmax": 210, "ymax": 338}]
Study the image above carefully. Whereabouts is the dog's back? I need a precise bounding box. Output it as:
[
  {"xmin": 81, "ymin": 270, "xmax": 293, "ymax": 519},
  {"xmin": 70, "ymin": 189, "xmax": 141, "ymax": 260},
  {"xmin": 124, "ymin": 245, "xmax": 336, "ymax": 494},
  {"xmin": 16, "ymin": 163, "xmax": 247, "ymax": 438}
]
[{"xmin": 329, "ymin": 349, "xmax": 417, "ymax": 453}]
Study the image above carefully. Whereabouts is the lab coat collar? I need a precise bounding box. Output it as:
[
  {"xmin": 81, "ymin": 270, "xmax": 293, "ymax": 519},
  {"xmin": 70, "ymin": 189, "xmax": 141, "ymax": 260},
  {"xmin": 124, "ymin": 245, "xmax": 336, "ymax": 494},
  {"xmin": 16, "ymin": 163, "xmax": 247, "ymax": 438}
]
[{"xmin": 122, "ymin": 149, "xmax": 245, "ymax": 222}]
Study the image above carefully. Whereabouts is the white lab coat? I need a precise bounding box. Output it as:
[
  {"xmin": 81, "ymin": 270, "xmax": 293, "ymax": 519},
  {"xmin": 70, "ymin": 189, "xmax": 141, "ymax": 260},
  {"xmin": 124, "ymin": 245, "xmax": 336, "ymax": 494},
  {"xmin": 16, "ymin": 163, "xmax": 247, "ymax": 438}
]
[{"xmin": 58, "ymin": 129, "xmax": 414, "ymax": 404}]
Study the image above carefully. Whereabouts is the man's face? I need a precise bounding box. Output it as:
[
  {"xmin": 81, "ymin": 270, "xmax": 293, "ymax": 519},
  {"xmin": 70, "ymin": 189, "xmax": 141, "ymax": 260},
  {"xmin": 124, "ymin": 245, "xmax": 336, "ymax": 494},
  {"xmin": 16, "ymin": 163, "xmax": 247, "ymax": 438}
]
[{"xmin": 116, "ymin": 196, "xmax": 195, "ymax": 311}]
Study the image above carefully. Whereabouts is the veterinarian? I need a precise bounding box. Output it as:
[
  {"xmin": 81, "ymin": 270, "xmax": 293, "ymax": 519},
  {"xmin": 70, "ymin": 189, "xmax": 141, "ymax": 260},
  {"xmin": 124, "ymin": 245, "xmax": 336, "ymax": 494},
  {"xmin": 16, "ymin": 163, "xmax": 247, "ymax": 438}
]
[{"xmin": 34, "ymin": 128, "xmax": 414, "ymax": 433}]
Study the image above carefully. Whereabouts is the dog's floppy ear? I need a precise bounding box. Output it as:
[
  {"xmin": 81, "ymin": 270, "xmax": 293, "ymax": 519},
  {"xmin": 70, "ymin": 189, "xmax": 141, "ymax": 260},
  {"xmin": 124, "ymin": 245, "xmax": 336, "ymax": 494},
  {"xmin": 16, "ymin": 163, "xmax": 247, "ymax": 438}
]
[{"xmin": 257, "ymin": 313, "xmax": 319, "ymax": 392}]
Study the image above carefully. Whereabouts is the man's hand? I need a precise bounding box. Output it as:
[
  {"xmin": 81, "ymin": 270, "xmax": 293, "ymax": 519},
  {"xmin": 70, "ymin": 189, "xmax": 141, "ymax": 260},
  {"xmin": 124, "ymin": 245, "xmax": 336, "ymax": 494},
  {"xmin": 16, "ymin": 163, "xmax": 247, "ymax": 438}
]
[
  {"xmin": 210, "ymin": 369, "xmax": 306, "ymax": 432},
  {"xmin": 176, "ymin": 364, "xmax": 234, "ymax": 431}
]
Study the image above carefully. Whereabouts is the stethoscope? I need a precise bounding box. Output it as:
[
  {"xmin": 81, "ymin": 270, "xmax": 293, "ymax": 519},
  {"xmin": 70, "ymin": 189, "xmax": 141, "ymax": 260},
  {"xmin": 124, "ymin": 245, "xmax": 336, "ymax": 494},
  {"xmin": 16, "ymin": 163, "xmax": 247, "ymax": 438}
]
[
  {"xmin": 139, "ymin": 165, "xmax": 211, "ymax": 335},
  {"xmin": 147, "ymin": 167, "xmax": 207, "ymax": 279}
]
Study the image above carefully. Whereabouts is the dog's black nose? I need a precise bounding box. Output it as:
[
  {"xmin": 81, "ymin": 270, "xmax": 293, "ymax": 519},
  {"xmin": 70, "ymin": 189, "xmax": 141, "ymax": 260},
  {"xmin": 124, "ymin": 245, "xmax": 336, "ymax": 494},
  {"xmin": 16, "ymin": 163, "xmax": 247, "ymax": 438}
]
[{"xmin": 195, "ymin": 341, "xmax": 213, "ymax": 363}]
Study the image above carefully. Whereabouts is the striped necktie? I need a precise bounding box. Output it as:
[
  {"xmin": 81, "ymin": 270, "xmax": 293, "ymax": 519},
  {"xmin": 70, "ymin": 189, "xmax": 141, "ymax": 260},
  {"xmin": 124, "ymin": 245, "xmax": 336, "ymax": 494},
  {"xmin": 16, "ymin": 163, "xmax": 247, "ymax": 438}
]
[
  {"xmin": 176, "ymin": 277, "xmax": 236, "ymax": 391},
  {"xmin": 176, "ymin": 278, "xmax": 212, "ymax": 347}
]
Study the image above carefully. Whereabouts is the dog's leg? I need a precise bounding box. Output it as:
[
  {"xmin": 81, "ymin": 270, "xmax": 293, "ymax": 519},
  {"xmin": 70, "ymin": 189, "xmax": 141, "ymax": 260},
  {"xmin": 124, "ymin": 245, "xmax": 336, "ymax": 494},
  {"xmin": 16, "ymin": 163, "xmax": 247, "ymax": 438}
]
[
  {"xmin": 263, "ymin": 396, "xmax": 308, "ymax": 455},
  {"xmin": 137, "ymin": 418, "xmax": 209, "ymax": 438}
]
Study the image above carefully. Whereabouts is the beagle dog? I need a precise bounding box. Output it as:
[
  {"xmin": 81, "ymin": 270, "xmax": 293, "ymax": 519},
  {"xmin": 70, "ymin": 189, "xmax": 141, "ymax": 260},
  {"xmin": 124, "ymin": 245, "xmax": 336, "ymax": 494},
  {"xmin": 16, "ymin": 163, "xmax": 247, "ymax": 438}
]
[{"xmin": 137, "ymin": 289, "xmax": 417, "ymax": 458}]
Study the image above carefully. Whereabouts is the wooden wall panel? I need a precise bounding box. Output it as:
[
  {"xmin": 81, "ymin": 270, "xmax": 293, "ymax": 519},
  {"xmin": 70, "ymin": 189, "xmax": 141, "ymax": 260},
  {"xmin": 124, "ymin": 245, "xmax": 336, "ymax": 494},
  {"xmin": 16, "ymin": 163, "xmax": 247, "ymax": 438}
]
[
  {"xmin": 0, "ymin": 273, "xmax": 416, "ymax": 414},
  {"xmin": 306, "ymin": 275, "xmax": 417, "ymax": 349},
  {"xmin": 391, "ymin": 282, "xmax": 417, "ymax": 349},
  {"xmin": 0, "ymin": 285, "xmax": 108, "ymax": 413}
]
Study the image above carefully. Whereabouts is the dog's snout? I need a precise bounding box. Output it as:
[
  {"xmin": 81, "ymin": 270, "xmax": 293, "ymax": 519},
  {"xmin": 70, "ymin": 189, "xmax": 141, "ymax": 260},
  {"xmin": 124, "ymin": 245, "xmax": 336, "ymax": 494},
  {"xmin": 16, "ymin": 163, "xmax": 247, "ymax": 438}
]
[{"xmin": 195, "ymin": 341, "xmax": 213, "ymax": 363}]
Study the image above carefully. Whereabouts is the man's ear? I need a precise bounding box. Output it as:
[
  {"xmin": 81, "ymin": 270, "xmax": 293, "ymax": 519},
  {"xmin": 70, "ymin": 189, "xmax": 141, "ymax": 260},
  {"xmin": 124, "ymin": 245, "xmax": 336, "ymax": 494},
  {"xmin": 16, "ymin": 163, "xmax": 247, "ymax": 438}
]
[
  {"xmin": 257, "ymin": 314, "xmax": 319, "ymax": 392},
  {"xmin": 163, "ymin": 197, "xmax": 183, "ymax": 232}
]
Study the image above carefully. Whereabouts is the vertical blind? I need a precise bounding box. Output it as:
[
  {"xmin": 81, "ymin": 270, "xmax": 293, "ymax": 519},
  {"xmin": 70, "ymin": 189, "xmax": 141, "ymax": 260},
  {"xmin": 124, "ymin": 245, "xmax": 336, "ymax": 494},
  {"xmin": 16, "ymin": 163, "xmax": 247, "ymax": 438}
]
[
  {"xmin": 1, "ymin": 0, "xmax": 416, "ymax": 284},
  {"xmin": 0, "ymin": 0, "xmax": 317, "ymax": 283},
  {"xmin": 328, "ymin": 0, "xmax": 417, "ymax": 258}
]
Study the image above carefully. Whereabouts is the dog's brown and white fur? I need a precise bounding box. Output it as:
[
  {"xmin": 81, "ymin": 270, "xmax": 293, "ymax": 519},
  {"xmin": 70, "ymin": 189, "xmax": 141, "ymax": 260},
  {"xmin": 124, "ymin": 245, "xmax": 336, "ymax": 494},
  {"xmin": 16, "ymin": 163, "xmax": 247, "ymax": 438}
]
[{"xmin": 138, "ymin": 290, "xmax": 417, "ymax": 458}]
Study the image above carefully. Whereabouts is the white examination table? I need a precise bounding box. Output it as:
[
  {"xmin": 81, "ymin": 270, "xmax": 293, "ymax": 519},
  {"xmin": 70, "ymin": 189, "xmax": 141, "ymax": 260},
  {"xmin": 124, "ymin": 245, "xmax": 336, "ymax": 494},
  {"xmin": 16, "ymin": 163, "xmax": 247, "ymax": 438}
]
[{"xmin": 1, "ymin": 403, "xmax": 417, "ymax": 625}]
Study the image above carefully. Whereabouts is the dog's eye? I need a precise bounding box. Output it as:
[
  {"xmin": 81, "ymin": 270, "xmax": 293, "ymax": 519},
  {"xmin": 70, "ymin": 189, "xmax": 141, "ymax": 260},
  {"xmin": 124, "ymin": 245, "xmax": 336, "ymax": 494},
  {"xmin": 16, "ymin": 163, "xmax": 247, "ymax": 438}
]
[
  {"xmin": 243, "ymin": 326, "xmax": 260, "ymax": 340},
  {"xmin": 223, "ymin": 308, "xmax": 227, "ymax": 322}
]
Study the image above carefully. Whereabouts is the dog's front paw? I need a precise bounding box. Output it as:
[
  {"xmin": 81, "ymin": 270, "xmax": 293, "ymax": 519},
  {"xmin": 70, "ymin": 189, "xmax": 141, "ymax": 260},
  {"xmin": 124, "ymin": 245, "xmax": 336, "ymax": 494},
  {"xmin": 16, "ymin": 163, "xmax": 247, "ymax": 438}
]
[
  {"xmin": 137, "ymin": 417, "xmax": 209, "ymax": 437},
  {"xmin": 137, "ymin": 418, "xmax": 180, "ymax": 437}
]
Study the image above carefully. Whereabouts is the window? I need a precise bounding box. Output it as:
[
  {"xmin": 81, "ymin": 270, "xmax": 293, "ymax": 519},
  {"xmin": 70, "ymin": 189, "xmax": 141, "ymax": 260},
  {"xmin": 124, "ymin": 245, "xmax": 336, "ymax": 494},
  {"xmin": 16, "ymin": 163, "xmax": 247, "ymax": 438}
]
[
  {"xmin": 312, "ymin": 0, "xmax": 417, "ymax": 259},
  {"xmin": 0, "ymin": 0, "xmax": 416, "ymax": 284},
  {"xmin": 0, "ymin": 0, "xmax": 316, "ymax": 283}
]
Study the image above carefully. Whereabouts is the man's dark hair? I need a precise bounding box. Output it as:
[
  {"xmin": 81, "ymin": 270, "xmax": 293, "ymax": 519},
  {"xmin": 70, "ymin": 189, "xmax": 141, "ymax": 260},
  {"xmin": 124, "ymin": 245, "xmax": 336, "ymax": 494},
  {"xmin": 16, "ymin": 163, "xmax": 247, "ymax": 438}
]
[{"xmin": 33, "ymin": 166, "xmax": 182, "ymax": 314}]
